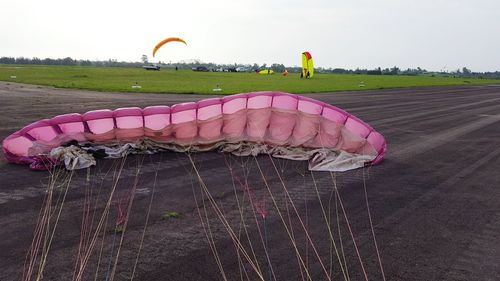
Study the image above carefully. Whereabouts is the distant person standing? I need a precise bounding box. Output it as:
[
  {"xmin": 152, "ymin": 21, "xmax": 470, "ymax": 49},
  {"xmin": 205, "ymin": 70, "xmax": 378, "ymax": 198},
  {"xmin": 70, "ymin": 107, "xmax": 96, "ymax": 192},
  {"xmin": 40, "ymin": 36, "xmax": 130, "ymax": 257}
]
[{"xmin": 175, "ymin": 66, "xmax": 178, "ymax": 71}]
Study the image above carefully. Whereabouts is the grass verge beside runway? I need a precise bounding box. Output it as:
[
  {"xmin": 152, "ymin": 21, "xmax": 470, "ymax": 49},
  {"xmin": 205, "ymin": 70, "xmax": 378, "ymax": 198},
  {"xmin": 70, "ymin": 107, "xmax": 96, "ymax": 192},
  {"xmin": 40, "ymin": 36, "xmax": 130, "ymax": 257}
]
[{"xmin": 1, "ymin": 65, "xmax": 499, "ymax": 94}]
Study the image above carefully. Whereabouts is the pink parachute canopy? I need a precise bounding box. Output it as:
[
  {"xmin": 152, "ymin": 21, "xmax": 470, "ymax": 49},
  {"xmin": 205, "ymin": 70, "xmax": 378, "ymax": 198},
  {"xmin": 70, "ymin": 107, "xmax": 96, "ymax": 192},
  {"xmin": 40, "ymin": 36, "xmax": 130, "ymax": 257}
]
[{"xmin": 2, "ymin": 92, "xmax": 386, "ymax": 170}]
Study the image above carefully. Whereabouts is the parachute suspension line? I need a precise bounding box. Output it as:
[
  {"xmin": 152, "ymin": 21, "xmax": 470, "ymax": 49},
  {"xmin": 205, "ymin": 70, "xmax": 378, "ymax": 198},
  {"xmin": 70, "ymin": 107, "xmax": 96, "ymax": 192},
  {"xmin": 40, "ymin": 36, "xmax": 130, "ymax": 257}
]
[
  {"xmin": 190, "ymin": 164, "xmax": 229, "ymax": 281},
  {"xmin": 92, "ymin": 159, "xmax": 122, "ymax": 281},
  {"xmin": 239, "ymin": 155, "xmax": 274, "ymax": 280},
  {"xmin": 75, "ymin": 156, "xmax": 128, "ymax": 281},
  {"xmin": 310, "ymin": 172, "xmax": 349, "ymax": 281},
  {"xmin": 93, "ymin": 198, "xmax": 112, "ymax": 281},
  {"xmin": 131, "ymin": 154, "xmax": 162, "ymax": 281},
  {"xmin": 315, "ymin": 122, "xmax": 363, "ymax": 281},
  {"xmin": 327, "ymin": 184, "xmax": 334, "ymax": 277},
  {"xmin": 284, "ymin": 177, "xmax": 308, "ymax": 281},
  {"xmin": 35, "ymin": 169, "xmax": 75, "ymax": 281},
  {"xmin": 253, "ymin": 157, "xmax": 315, "ymax": 281},
  {"xmin": 22, "ymin": 167, "xmax": 55, "ymax": 281},
  {"xmin": 74, "ymin": 158, "xmax": 121, "ymax": 281},
  {"xmin": 200, "ymin": 155, "xmax": 267, "ymax": 281},
  {"xmin": 231, "ymin": 179, "xmax": 254, "ymax": 281},
  {"xmin": 104, "ymin": 224, "xmax": 118, "ymax": 281},
  {"xmin": 286, "ymin": 159, "xmax": 309, "ymax": 281},
  {"xmin": 229, "ymin": 159, "xmax": 277, "ymax": 281},
  {"xmin": 329, "ymin": 171, "xmax": 369, "ymax": 281},
  {"xmin": 332, "ymin": 174, "xmax": 350, "ymax": 281},
  {"xmin": 239, "ymin": 156, "xmax": 277, "ymax": 281},
  {"xmin": 24, "ymin": 166, "xmax": 70, "ymax": 281},
  {"xmin": 262, "ymin": 215, "xmax": 273, "ymax": 281},
  {"xmin": 265, "ymin": 155, "xmax": 333, "ymax": 281},
  {"xmin": 73, "ymin": 167, "xmax": 93, "ymax": 280},
  {"xmin": 223, "ymin": 154, "xmax": 265, "ymax": 280},
  {"xmin": 278, "ymin": 159, "xmax": 307, "ymax": 281},
  {"xmin": 187, "ymin": 154, "xmax": 266, "ymax": 281},
  {"xmin": 83, "ymin": 162, "xmax": 115, "ymax": 281},
  {"xmin": 179, "ymin": 152, "xmax": 228, "ymax": 281},
  {"xmin": 108, "ymin": 155, "xmax": 145, "ymax": 281},
  {"xmin": 303, "ymin": 165, "xmax": 309, "ymax": 275},
  {"xmin": 362, "ymin": 168, "xmax": 387, "ymax": 281}
]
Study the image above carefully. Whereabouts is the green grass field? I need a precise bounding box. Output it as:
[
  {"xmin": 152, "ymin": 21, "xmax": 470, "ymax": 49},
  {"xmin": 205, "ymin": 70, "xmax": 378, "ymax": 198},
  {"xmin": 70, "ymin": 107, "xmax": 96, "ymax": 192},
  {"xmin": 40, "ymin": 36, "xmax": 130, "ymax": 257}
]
[{"xmin": 1, "ymin": 65, "xmax": 498, "ymax": 94}]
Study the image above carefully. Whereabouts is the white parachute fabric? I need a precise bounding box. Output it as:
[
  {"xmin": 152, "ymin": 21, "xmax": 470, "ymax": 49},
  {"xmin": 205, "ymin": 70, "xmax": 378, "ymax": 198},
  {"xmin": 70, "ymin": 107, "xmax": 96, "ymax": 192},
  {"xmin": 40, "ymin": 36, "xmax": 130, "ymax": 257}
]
[{"xmin": 49, "ymin": 140, "xmax": 375, "ymax": 171}]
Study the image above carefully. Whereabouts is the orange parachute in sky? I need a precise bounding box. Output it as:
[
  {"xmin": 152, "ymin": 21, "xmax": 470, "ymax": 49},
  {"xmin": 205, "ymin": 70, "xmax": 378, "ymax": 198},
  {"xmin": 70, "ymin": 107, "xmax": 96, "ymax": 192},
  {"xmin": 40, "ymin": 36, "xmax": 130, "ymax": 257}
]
[{"xmin": 152, "ymin": 37, "xmax": 187, "ymax": 57}]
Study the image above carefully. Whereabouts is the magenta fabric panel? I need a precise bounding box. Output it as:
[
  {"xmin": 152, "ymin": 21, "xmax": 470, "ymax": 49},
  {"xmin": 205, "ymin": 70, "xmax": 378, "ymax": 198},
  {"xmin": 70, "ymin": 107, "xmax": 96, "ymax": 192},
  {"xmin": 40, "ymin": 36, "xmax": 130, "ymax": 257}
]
[
  {"xmin": 221, "ymin": 94, "xmax": 248, "ymax": 140},
  {"xmin": 143, "ymin": 106, "xmax": 171, "ymax": 131},
  {"xmin": 144, "ymin": 114, "xmax": 170, "ymax": 131},
  {"xmin": 2, "ymin": 134, "xmax": 33, "ymax": 158},
  {"xmin": 171, "ymin": 102, "xmax": 197, "ymax": 124},
  {"xmin": 83, "ymin": 109, "xmax": 115, "ymax": 136},
  {"xmin": 246, "ymin": 108, "xmax": 271, "ymax": 141},
  {"xmin": 297, "ymin": 97, "xmax": 323, "ymax": 115},
  {"xmin": 292, "ymin": 97, "xmax": 323, "ymax": 145},
  {"xmin": 197, "ymin": 98, "xmax": 223, "ymax": 141},
  {"xmin": 85, "ymin": 119, "xmax": 114, "ymax": 135},
  {"xmin": 366, "ymin": 131, "xmax": 385, "ymax": 154},
  {"xmin": 268, "ymin": 93, "xmax": 299, "ymax": 143},
  {"xmin": 172, "ymin": 121, "xmax": 198, "ymax": 142},
  {"xmin": 198, "ymin": 119, "xmax": 223, "ymax": 142},
  {"xmin": 344, "ymin": 117, "xmax": 372, "ymax": 139},
  {"xmin": 23, "ymin": 120, "xmax": 59, "ymax": 142},
  {"xmin": 50, "ymin": 113, "xmax": 83, "ymax": 124},
  {"xmin": 312, "ymin": 118, "xmax": 342, "ymax": 148},
  {"xmin": 143, "ymin": 105, "xmax": 171, "ymax": 115},
  {"xmin": 114, "ymin": 107, "xmax": 142, "ymax": 118},
  {"xmin": 367, "ymin": 131, "xmax": 387, "ymax": 164},
  {"xmin": 337, "ymin": 127, "xmax": 367, "ymax": 153},
  {"xmin": 57, "ymin": 122, "xmax": 85, "ymax": 134},
  {"xmin": 322, "ymin": 106, "xmax": 348, "ymax": 124},
  {"xmin": 222, "ymin": 94, "xmax": 247, "ymax": 114},
  {"xmin": 51, "ymin": 113, "xmax": 85, "ymax": 134},
  {"xmin": 292, "ymin": 112, "xmax": 320, "ymax": 146},
  {"xmin": 246, "ymin": 93, "xmax": 272, "ymax": 141},
  {"xmin": 171, "ymin": 102, "xmax": 197, "ymax": 141},
  {"xmin": 197, "ymin": 98, "xmax": 222, "ymax": 121},
  {"xmin": 247, "ymin": 93, "xmax": 273, "ymax": 109},
  {"xmin": 222, "ymin": 110, "xmax": 247, "ymax": 141},
  {"xmin": 115, "ymin": 116, "xmax": 144, "ymax": 129},
  {"xmin": 114, "ymin": 107, "xmax": 145, "ymax": 140},
  {"xmin": 143, "ymin": 106, "xmax": 172, "ymax": 141},
  {"xmin": 267, "ymin": 109, "xmax": 297, "ymax": 144},
  {"xmin": 82, "ymin": 109, "xmax": 114, "ymax": 121},
  {"xmin": 272, "ymin": 93, "xmax": 298, "ymax": 110}
]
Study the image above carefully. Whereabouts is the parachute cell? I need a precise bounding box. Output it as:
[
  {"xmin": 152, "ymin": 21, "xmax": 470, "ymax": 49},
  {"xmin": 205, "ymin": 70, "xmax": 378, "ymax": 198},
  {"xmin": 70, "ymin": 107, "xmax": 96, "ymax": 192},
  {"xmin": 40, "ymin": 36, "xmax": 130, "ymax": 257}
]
[
  {"xmin": 2, "ymin": 92, "xmax": 386, "ymax": 171},
  {"xmin": 152, "ymin": 37, "xmax": 187, "ymax": 57}
]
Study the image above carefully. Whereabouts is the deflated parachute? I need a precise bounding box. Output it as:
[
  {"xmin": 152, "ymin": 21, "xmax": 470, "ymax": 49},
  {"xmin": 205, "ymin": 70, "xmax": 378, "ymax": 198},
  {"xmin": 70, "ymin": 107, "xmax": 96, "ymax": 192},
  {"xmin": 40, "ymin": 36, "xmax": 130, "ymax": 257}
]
[
  {"xmin": 152, "ymin": 37, "xmax": 187, "ymax": 57},
  {"xmin": 2, "ymin": 92, "xmax": 386, "ymax": 171},
  {"xmin": 259, "ymin": 69, "xmax": 274, "ymax": 75}
]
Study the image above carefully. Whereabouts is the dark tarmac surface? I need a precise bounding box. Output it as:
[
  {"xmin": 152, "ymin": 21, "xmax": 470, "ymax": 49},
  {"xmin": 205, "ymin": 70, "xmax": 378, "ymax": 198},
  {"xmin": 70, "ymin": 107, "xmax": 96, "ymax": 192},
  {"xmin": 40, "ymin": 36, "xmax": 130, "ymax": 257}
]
[{"xmin": 1, "ymin": 82, "xmax": 500, "ymax": 281}]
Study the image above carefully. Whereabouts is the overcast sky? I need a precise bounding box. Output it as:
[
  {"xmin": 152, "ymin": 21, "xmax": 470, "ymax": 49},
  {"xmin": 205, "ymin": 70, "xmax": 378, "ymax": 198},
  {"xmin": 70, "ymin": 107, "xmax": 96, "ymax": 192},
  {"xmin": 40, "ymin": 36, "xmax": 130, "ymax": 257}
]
[{"xmin": 1, "ymin": 0, "xmax": 499, "ymax": 71}]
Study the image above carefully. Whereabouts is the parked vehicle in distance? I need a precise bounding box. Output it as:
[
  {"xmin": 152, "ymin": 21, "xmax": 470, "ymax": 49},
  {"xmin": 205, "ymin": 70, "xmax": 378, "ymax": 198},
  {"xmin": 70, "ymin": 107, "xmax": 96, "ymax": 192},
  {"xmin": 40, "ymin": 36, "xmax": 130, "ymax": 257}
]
[
  {"xmin": 143, "ymin": 64, "xmax": 160, "ymax": 71},
  {"xmin": 192, "ymin": 66, "xmax": 209, "ymax": 72},
  {"xmin": 236, "ymin": 67, "xmax": 251, "ymax": 72}
]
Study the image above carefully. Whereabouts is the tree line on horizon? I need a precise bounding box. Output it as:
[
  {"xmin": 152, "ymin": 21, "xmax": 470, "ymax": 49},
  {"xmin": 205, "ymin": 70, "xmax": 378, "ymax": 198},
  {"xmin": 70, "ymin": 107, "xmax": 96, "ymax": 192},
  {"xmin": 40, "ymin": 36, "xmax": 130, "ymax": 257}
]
[{"xmin": 1, "ymin": 56, "xmax": 499, "ymax": 79}]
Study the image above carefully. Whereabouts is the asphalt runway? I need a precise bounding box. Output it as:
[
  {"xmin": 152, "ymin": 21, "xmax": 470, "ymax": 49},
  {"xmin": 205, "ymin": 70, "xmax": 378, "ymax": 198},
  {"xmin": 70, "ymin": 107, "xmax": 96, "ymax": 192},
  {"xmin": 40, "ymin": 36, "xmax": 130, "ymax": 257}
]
[{"xmin": 1, "ymin": 81, "xmax": 499, "ymax": 280}]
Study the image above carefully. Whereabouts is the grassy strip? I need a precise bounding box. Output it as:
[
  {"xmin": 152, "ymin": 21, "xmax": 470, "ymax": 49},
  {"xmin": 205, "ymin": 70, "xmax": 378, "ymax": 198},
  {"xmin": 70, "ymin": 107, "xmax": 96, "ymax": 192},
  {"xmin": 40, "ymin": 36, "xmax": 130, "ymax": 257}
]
[{"xmin": 1, "ymin": 65, "xmax": 498, "ymax": 94}]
